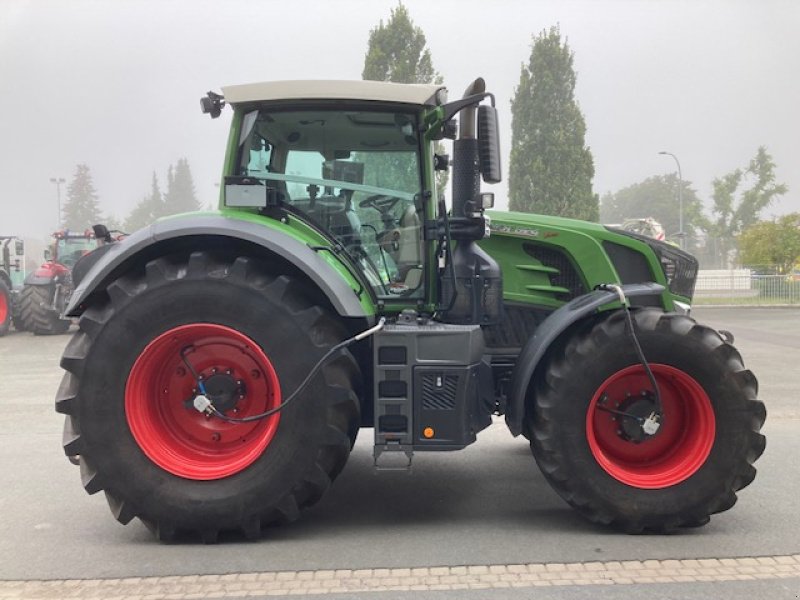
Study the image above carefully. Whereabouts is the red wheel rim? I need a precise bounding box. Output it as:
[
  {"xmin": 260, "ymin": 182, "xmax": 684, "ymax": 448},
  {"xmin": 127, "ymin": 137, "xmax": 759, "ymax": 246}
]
[
  {"xmin": 0, "ymin": 290, "xmax": 7, "ymax": 324},
  {"xmin": 126, "ymin": 324, "xmax": 281, "ymax": 480},
  {"xmin": 586, "ymin": 364, "xmax": 715, "ymax": 489}
]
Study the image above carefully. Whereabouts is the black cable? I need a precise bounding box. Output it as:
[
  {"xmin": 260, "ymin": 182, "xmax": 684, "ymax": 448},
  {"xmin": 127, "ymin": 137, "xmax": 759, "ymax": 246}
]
[
  {"xmin": 184, "ymin": 318, "xmax": 385, "ymax": 423},
  {"xmin": 620, "ymin": 302, "xmax": 663, "ymax": 417},
  {"xmin": 598, "ymin": 284, "xmax": 663, "ymax": 420}
]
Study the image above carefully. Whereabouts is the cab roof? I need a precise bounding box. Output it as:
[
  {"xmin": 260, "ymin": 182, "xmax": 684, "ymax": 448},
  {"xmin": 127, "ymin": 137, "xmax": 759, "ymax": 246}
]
[{"xmin": 221, "ymin": 80, "xmax": 447, "ymax": 107}]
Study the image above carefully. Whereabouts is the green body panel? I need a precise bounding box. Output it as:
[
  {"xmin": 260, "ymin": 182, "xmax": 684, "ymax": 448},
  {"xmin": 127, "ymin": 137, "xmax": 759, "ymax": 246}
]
[
  {"xmin": 159, "ymin": 208, "xmax": 376, "ymax": 316},
  {"xmin": 482, "ymin": 210, "xmax": 677, "ymax": 311}
]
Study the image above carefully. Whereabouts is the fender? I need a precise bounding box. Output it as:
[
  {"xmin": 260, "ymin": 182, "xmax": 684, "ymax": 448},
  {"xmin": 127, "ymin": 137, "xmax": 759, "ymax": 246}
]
[
  {"xmin": 505, "ymin": 282, "xmax": 665, "ymax": 437},
  {"xmin": 65, "ymin": 214, "xmax": 369, "ymax": 319},
  {"xmin": 24, "ymin": 271, "xmax": 61, "ymax": 286}
]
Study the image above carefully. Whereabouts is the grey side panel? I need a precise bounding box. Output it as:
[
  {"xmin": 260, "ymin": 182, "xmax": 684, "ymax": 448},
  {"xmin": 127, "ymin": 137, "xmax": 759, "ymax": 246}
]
[
  {"xmin": 505, "ymin": 282, "xmax": 665, "ymax": 437},
  {"xmin": 66, "ymin": 215, "xmax": 367, "ymax": 318}
]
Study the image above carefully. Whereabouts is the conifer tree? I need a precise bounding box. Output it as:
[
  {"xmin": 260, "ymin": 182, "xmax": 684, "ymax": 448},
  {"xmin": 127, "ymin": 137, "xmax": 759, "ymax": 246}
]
[
  {"xmin": 62, "ymin": 164, "xmax": 102, "ymax": 230},
  {"xmin": 509, "ymin": 26, "xmax": 597, "ymax": 220}
]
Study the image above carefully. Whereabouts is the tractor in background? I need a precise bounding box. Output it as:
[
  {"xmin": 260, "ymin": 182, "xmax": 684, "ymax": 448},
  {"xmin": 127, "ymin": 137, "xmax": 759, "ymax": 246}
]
[
  {"xmin": 0, "ymin": 236, "xmax": 26, "ymax": 335},
  {"xmin": 19, "ymin": 229, "xmax": 98, "ymax": 335}
]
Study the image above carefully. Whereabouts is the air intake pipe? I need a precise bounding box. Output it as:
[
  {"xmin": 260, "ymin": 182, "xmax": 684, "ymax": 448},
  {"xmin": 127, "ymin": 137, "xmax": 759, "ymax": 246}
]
[
  {"xmin": 440, "ymin": 78, "xmax": 503, "ymax": 326},
  {"xmin": 451, "ymin": 78, "xmax": 485, "ymax": 219}
]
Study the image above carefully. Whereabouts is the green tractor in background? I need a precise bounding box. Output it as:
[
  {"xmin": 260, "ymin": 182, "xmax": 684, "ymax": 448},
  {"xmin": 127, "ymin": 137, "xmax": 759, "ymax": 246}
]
[
  {"xmin": 0, "ymin": 236, "xmax": 26, "ymax": 335},
  {"xmin": 58, "ymin": 78, "xmax": 764, "ymax": 542}
]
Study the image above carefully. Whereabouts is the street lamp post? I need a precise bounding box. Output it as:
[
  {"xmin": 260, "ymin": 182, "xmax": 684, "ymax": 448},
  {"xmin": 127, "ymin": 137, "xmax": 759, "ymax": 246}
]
[
  {"xmin": 658, "ymin": 151, "xmax": 684, "ymax": 249},
  {"xmin": 49, "ymin": 177, "xmax": 66, "ymax": 229}
]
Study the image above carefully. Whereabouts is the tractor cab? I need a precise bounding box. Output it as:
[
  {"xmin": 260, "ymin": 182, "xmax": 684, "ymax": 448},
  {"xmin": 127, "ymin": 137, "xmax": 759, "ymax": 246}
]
[
  {"xmin": 47, "ymin": 230, "xmax": 99, "ymax": 269},
  {"xmin": 229, "ymin": 105, "xmax": 426, "ymax": 298}
]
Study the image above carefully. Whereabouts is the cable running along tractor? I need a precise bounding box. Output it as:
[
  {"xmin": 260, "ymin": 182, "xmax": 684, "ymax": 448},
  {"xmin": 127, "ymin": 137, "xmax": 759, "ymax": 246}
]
[
  {"xmin": 57, "ymin": 78, "xmax": 765, "ymax": 541},
  {"xmin": 20, "ymin": 229, "xmax": 98, "ymax": 335}
]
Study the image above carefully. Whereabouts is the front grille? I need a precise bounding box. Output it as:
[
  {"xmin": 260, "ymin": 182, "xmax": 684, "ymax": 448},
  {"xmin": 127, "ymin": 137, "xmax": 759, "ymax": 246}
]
[
  {"xmin": 522, "ymin": 243, "xmax": 587, "ymax": 300},
  {"xmin": 605, "ymin": 228, "xmax": 699, "ymax": 299},
  {"xmin": 657, "ymin": 244, "xmax": 698, "ymax": 298}
]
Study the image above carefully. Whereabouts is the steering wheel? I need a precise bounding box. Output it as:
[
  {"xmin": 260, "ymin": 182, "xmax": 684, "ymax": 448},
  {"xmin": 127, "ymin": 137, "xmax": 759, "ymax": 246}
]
[{"xmin": 358, "ymin": 194, "xmax": 401, "ymax": 214}]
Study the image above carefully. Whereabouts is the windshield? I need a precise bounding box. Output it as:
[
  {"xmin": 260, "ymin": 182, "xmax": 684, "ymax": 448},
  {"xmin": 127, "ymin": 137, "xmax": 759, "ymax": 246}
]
[
  {"xmin": 232, "ymin": 108, "xmax": 424, "ymax": 300},
  {"xmin": 56, "ymin": 238, "xmax": 97, "ymax": 268}
]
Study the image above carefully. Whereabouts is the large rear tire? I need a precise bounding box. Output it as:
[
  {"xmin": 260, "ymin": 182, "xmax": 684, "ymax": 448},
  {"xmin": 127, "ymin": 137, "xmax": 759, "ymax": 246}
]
[
  {"xmin": 56, "ymin": 251, "xmax": 361, "ymax": 541},
  {"xmin": 18, "ymin": 284, "xmax": 70, "ymax": 335},
  {"xmin": 528, "ymin": 308, "xmax": 765, "ymax": 532},
  {"xmin": 0, "ymin": 280, "xmax": 11, "ymax": 336}
]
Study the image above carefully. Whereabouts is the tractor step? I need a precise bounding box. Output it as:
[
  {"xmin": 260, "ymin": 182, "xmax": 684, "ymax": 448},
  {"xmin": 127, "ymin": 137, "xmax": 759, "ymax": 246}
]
[{"xmin": 373, "ymin": 444, "xmax": 414, "ymax": 472}]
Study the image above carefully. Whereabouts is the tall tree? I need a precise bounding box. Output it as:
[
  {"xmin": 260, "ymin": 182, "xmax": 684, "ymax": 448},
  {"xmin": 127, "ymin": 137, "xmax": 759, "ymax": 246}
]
[
  {"xmin": 509, "ymin": 26, "xmax": 597, "ymax": 220},
  {"xmin": 125, "ymin": 172, "xmax": 164, "ymax": 232},
  {"xmin": 164, "ymin": 158, "xmax": 200, "ymax": 214},
  {"xmin": 362, "ymin": 3, "xmax": 439, "ymax": 85},
  {"xmin": 362, "ymin": 3, "xmax": 447, "ymax": 193},
  {"xmin": 600, "ymin": 174, "xmax": 708, "ymax": 246},
  {"xmin": 738, "ymin": 213, "xmax": 800, "ymax": 273},
  {"xmin": 710, "ymin": 146, "xmax": 787, "ymax": 264},
  {"xmin": 62, "ymin": 164, "xmax": 102, "ymax": 230}
]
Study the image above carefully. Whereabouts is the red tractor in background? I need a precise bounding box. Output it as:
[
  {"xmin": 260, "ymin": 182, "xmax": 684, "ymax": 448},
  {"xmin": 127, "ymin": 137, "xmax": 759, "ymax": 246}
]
[{"xmin": 18, "ymin": 229, "xmax": 99, "ymax": 334}]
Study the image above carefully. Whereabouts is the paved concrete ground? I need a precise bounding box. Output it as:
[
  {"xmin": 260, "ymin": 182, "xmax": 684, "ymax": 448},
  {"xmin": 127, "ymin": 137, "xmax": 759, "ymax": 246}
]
[{"xmin": 0, "ymin": 307, "xmax": 797, "ymax": 598}]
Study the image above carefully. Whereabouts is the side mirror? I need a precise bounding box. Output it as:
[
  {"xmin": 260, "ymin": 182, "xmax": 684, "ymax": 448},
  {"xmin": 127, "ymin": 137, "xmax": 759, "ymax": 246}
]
[
  {"xmin": 15, "ymin": 240, "xmax": 24, "ymax": 255},
  {"xmin": 477, "ymin": 105, "xmax": 502, "ymax": 184}
]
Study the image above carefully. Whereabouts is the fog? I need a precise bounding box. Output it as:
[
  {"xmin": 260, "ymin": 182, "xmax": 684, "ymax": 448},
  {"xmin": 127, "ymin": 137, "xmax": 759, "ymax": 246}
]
[{"xmin": 1, "ymin": 0, "xmax": 798, "ymax": 240}]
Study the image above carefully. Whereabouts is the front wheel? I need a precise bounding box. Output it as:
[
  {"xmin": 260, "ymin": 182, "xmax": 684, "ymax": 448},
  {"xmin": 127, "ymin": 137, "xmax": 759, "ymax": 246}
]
[
  {"xmin": 18, "ymin": 284, "xmax": 70, "ymax": 335},
  {"xmin": 528, "ymin": 308, "xmax": 765, "ymax": 532},
  {"xmin": 57, "ymin": 251, "xmax": 361, "ymax": 541}
]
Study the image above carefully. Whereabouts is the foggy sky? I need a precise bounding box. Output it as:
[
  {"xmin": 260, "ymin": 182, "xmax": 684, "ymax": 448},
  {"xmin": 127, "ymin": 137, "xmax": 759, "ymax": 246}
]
[{"xmin": 1, "ymin": 0, "xmax": 798, "ymax": 240}]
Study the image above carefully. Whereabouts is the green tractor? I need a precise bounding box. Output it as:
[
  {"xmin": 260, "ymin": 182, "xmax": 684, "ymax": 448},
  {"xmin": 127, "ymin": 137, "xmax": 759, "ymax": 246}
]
[
  {"xmin": 0, "ymin": 236, "xmax": 26, "ymax": 335},
  {"xmin": 58, "ymin": 78, "xmax": 764, "ymax": 541}
]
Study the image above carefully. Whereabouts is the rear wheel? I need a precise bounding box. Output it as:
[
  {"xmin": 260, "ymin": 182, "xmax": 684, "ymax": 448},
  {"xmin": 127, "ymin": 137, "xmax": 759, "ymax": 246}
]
[
  {"xmin": 0, "ymin": 280, "xmax": 11, "ymax": 336},
  {"xmin": 57, "ymin": 251, "xmax": 361, "ymax": 541},
  {"xmin": 528, "ymin": 308, "xmax": 765, "ymax": 532},
  {"xmin": 18, "ymin": 284, "xmax": 70, "ymax": 335}
]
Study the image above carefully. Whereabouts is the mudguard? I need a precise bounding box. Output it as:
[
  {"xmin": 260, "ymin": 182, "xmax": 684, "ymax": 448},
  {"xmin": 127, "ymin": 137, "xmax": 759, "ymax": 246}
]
[
  {"xmin": 65, "ymin": 214, "xmax": 369, "ymax": 318},
  {"xmin": 505, "ymin": 282, "xmax": 665, "ymax": 436}
]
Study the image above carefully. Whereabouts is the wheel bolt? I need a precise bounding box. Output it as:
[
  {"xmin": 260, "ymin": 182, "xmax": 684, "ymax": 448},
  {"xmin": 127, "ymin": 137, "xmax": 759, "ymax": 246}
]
[{"xmin": 211, "ymin": 433, "xmax": 221, "ymax": 441}]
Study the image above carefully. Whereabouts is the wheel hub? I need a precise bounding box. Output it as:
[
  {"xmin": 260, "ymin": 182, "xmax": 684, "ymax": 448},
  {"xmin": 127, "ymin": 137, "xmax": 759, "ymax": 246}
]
[
  {"xmin": 618, "ymin": 392, "xmax": 659, "ymax": 443},
  {"xmin": 203, "ymin": 371, "xmax": 246, "ymax": 413}
]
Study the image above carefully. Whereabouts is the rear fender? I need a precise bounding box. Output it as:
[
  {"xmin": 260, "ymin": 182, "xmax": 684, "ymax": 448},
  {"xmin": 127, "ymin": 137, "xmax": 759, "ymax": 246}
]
[
  {"xmin": 66, "ymin": 214, "xmax": 369, "ymax": 319},
  {"xmin": 505, "ymin": 282, "xmax": 664, "ymax": 436}
]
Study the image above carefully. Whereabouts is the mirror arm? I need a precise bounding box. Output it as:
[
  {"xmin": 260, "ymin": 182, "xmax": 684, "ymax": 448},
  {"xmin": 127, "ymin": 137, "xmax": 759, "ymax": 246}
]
[{"xmin": 440, "ymin": 93, "xmax": 495, "ymax": 123}]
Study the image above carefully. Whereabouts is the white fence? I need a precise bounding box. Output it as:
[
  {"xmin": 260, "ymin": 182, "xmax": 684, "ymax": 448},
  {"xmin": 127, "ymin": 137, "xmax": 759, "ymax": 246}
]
[{"xmin": 695, "ymin": 269, "xmax": 800, "ymax": 305}]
